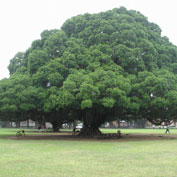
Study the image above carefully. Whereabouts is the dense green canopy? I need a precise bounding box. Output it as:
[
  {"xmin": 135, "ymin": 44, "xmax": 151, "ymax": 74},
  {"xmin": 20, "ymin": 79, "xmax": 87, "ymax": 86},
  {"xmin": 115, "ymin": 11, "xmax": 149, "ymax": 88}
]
[{"xmin": 1, "ymin": 7, "xmax": 177, "ymax": 134}]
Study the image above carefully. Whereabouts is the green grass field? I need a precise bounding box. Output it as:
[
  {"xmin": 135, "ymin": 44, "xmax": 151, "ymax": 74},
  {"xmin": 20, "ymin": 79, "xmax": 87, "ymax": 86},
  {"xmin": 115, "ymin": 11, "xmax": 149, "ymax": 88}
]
[
  {"xmin": 0, "ymin": 128, "xmax": 177, "ymax": 177},
  {"xmin": 102, "ymin": 127, "xmax": 177, "ymax": 134}
]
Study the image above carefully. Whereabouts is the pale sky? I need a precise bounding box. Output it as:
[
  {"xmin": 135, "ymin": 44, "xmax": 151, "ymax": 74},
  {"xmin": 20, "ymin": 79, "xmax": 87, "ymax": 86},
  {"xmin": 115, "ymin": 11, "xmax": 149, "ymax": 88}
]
[{"xmin": 0, "ymin": 0, "xmax": 177, "ymax": 79}]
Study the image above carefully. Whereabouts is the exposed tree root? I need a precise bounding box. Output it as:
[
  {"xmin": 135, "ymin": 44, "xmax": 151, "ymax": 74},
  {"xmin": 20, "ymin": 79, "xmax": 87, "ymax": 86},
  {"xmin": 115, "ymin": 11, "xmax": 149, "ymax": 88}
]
[{"xmin": 78, "ymin": 127, "xmax": 102, "ymax": 136}]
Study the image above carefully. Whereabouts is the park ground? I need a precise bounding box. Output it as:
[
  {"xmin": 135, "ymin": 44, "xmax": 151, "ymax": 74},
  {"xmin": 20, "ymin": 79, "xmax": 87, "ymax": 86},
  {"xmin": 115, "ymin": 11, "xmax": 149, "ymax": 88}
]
[{"xmin": 0, "ymin": 128, "xmax": 177, "ymax": 177}]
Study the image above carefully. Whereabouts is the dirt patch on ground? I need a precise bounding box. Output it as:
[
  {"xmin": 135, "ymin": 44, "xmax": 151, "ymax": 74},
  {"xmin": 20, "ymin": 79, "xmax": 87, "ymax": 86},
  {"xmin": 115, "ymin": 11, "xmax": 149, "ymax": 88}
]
[{"xmin": 6, "ymin": 132, "xmax": 177, "ymax": 142}]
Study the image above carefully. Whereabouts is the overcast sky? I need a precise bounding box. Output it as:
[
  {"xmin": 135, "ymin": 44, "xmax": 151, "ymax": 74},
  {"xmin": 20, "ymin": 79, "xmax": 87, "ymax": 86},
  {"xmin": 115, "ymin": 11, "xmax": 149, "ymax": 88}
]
[{"xmin": 0, "ymin": 0, "xmax": 177, "ymax": 79}]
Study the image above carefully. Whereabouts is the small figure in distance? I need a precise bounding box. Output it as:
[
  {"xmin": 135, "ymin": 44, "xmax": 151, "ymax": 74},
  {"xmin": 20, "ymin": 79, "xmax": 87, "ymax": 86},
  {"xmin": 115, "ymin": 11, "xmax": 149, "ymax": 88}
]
[
  {"xmin": 21, "ymin": 130, "xmax": 25, "ymax": 136},
  {"xmin": 38, "ymin": 126, "xmax": 41, "ymax": 133},
  {"xmin": 16, "ymin": 129, "xmax": 25, "ymax": 137},
  {"xmin": 117, "ymin": 130, "xmax": 121, "ymax": 137},
  {"xmin": 165, "ymin": 125, "xmax": 170, "ymax": 134},
  {"xmin": 73, "ymin": 127, "xmax": 76, "ymax": 135}
]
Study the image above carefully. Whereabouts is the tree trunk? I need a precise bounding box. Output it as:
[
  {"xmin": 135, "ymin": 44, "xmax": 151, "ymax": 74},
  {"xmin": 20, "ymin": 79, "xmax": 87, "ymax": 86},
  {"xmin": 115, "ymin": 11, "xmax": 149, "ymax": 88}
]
[
  {"xmin": 51, "ymin": 121, "xmax": 60, "ymax": 132},
  {"xmin": 27, "ymin": 120, "xmax": 29, "ymax": 128},
  {"xmin": 79, "ymin": 126, "xmax": 102, "ymax": 136},
  {"xmin": 35, "ymin": 121, "xmax": 39, "ymax": 129},
  {"xmin": 117, "ymin": 120, "xmax": 121, "ymax": 128},
  {"xmin": 16, "ymin": 121, "xmax": 20, "ymax": 128},
  {"xmin": 78, "ymin": 109, "xmax": 104, "ymax": 136}
]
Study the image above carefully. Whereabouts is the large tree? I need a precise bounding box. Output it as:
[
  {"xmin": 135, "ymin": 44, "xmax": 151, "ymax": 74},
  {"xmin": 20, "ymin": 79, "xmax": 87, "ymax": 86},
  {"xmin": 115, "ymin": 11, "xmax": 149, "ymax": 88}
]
[{"xmin": 1, "ymin": 7, "xmax": 177, "ymax": 134}]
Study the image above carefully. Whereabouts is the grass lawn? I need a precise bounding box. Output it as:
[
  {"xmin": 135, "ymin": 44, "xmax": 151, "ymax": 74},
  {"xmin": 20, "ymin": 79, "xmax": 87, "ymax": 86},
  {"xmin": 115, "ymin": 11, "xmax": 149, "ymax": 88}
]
[
  {"xmin": 101, "ymin": 127, "xmax": 177, "ymax": 134},
  {"xmin": 0, "ymin": 128, "xmax": 177, "ymax": 177}
]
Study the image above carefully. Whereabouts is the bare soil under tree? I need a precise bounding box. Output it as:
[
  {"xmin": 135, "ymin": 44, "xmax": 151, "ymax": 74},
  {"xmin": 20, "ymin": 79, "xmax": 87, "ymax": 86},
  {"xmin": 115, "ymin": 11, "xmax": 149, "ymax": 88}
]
[{"xmin": 7, "ymin": 131, "xmax": 177, "ymax": 142}]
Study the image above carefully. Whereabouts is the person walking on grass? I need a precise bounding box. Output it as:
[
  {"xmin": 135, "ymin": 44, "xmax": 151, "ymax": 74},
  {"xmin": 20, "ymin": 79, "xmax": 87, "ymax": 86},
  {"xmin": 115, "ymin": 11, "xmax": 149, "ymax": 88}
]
[{"xmin": 165, "ymin": 125, "xmax": 170, "ymax": 134}]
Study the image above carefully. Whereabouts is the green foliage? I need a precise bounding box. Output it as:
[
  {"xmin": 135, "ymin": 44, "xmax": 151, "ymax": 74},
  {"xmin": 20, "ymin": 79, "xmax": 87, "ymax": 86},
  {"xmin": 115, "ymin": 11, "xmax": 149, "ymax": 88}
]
[
  {"xmin": 8, "ymin": 52, "xmax": 26, "ymax": 75},
  {"xmin": 81, "ymin": 99, "xmax": 93, "ymax": 109},
  {"xmin": 28, "ymin": 50, "xmax": 49, "ymax": 74}
]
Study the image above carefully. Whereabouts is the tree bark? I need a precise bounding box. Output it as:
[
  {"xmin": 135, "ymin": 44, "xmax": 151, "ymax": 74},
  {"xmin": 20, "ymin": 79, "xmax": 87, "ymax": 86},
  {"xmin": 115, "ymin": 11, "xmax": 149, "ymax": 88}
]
[
  {"xmin": 51, "ymin": 121, "xmax": 60, "ymax": 132},
  {"xmin": 16, "ymin": 121, "xmax": 20, "ymax": 128},
  {"xmin": 79, "ymin": 126, "xmax": 102, "ymax": 136},
  {"xmin": 27, "ymin": 120, "xmax": 29, "ymax": 128},
  {"xmin": 117, "ymin": 120, "xmax": 121, "ymax": 128},
  {"xmin": 78, "ymin": 109, "xmax": 105, "ymax": 136}
]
